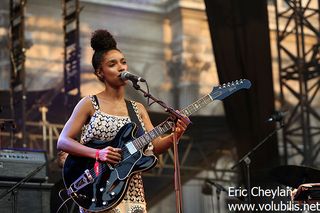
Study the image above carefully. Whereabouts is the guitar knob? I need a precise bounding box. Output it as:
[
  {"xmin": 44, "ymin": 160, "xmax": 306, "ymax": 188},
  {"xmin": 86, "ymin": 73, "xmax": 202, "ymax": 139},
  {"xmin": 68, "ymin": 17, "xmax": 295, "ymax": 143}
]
[
  {"xmin": 110, "ymin": 191, "xmax": 116, "ymax": 197},
  {"xmin": 79, "ymin": 194, "xmax": 87, "ymax": 198},
  {"xmin": 103, "ymin": 201, "xmax": 107, "ymax": 205}
]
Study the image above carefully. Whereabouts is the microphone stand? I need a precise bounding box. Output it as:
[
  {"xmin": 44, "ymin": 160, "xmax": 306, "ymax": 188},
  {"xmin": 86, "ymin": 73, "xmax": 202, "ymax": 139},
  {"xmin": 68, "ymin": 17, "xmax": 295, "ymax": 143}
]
[
  {"xmin": 130, "ymin": 81, "xmax": 190, "ymax": 213},
  {"xmin": 230, "ymin": 120, "xmax": 284, "ymax": 210},
  {"xmin": 206, "ymin": 180, "xmax": 228, "ymax": 213}
]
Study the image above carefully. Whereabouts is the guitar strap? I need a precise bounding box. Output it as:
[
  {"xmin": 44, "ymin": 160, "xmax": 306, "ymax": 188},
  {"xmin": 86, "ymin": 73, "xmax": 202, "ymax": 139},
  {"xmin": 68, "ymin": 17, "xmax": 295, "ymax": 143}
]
[{"xmin": 125, "ymin": 99, "xmax": 145, "ymax": 138}]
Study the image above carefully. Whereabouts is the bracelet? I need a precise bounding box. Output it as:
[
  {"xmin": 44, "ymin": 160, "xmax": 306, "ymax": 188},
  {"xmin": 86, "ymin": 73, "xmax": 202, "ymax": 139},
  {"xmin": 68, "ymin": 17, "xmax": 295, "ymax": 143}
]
[
  {"xmin": 94, "ymin": 150, "xmax": 100, "ymax": 175},
  {"xmin": 95, "ymin": 149, "xmax": 100, "ymax": 161}
]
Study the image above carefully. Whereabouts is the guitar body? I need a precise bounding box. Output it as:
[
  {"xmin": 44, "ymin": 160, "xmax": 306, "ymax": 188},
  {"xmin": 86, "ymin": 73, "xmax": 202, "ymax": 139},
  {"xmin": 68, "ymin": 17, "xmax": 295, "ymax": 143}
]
[{"xmin": 62, "ymin": 123, "xmax": 157, "ymax": 212}]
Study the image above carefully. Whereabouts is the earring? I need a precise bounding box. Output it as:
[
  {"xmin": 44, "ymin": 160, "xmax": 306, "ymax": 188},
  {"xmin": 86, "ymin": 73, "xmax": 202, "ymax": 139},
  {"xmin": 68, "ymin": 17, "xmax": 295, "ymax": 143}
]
[{"xmin": 97, "ymin": 72, "xmax": 103, "ymax": 79}]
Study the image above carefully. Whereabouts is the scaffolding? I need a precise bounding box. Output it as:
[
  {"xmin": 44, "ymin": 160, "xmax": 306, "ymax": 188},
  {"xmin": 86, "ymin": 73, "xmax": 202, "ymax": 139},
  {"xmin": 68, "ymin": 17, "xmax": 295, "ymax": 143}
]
[
  {"xmin": 62, "ymin": 0, "xmax": 81, "ymax": 117},
  {"xmin": 274, "ymin": 0, "xmax": 320, "ymax": 165},
  {"xmin": 9, "ymin": 0, "xmax": 27, "ymax": 147}
]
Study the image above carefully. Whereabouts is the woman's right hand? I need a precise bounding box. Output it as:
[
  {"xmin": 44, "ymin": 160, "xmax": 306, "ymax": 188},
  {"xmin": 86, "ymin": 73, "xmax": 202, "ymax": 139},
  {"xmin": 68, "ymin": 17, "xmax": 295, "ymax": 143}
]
[{"xmin": 97, "ymin": 146, "xmax": 122, "ymax": 164}]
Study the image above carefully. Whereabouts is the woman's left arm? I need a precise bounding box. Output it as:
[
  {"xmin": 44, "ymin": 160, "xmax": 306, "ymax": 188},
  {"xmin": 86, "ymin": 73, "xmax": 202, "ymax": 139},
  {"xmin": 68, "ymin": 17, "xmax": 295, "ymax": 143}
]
[{"xmin": 136, "ymin": 103, "xmax": 190, "ymax": 155}]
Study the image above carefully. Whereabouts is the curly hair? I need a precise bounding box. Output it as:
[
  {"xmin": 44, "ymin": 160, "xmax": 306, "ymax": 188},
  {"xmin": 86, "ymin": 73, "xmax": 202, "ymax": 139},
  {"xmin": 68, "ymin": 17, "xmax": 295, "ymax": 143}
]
[{"xmin": 91, "ymin": 29, "xmax": 120, "ymax": 80}]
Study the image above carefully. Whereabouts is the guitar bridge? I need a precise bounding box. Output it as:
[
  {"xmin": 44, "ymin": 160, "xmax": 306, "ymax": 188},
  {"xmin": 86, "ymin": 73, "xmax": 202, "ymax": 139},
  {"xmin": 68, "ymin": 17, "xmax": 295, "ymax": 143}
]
[{"xmin": 67, "ymin": 169, "xmax": 94, "ymax": 196}]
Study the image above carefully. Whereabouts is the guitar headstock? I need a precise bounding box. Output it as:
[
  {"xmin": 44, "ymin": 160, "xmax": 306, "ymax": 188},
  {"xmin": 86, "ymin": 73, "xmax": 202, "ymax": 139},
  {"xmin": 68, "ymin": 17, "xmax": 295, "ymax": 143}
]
[{"xmin": 209, "ymin": 79, "xmax": 251, "ymax": 101}]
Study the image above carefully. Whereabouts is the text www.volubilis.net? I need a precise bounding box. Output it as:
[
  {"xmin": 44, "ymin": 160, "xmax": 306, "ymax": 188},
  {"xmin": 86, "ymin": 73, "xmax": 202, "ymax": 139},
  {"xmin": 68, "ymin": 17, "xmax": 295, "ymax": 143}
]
[{"xmin": 228, "ymin": 201, "xmax": 320, "ymax": 212}]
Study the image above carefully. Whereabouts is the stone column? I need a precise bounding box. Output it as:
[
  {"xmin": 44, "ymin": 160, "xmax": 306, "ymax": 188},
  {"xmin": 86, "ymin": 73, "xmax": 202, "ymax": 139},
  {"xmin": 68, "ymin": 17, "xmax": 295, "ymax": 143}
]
[{"xmin": 166, "ymin": 0, "xmax": 217, "ymax": 113}]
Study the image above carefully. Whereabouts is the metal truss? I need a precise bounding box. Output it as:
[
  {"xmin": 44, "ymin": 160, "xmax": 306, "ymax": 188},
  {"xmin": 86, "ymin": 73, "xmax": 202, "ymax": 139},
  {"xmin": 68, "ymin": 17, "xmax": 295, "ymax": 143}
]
[
  {"xmin": 62, "ymin": 0, "xmax": 81, "ymax": 115},
  {"xmin": 9, "ymin": 0, "xmax": 27, "ymax": 146},
  {"xmin": 143, "ymin": 133, "xmax": 238, "ymax": 207},
  {"xmin": 9, "ymin": 0, "xmax": 26, "ymax": 88},
  {"xmin": 144, "ymin": 135, "xmax": 238, "ymax": 183},
  {"xmin": 274, "ymin": 0, "xmax": 320, "ymax": 165}
]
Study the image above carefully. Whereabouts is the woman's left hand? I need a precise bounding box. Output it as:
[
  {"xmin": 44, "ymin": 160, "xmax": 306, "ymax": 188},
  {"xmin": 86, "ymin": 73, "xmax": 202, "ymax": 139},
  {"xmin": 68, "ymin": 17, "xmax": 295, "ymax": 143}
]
[{"xmin": 174, "ymin": 115, "xmax": 190, "ymax": 140}]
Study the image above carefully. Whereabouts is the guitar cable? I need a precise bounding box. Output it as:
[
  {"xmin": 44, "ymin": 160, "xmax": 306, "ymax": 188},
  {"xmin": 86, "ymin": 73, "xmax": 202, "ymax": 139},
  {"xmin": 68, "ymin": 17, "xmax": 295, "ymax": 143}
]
[{"xmin": 56, "ymin": 188, "xmax": 72, "ymax": 213}]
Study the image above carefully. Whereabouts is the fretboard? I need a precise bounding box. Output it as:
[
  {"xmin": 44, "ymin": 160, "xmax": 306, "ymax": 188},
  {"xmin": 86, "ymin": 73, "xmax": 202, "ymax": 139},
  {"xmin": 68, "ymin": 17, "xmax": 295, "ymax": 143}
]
[
  {"xmin": 180, "ymin": 95, "xmax": 213, "ymax": 116},
  {"xmin": 132, "ymin": 94, "xmax": 214, "ymax": 151}
]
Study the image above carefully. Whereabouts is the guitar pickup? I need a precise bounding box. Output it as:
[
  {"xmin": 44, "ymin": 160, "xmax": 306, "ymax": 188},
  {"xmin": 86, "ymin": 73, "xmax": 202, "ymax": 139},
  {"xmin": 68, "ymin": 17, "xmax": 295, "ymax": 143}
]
[
  {"xmin": 125, "ymin": 142, "xmax": 137, "ymax": 154},
  {"xmin": 67, "ymin": 169, "xmax": 94, "ymax": 196}
]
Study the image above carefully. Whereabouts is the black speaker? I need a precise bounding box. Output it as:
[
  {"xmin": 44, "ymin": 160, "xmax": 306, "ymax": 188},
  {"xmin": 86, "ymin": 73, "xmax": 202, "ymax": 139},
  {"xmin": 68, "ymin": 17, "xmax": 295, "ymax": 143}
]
[
  {"xmin": 0, "ymin": 149, "xmax": 48, "ymax": 182},
  {"xmin": 0, "ymin": 181, "xmax": 53, "ymax": 213}
]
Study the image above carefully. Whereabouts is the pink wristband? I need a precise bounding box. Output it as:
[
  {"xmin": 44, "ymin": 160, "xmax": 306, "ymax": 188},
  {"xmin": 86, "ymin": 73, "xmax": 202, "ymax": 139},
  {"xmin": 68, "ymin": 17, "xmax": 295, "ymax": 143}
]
[{"xmin": 95, "ymin": 149, "xmax": 99, "ymax": 161}]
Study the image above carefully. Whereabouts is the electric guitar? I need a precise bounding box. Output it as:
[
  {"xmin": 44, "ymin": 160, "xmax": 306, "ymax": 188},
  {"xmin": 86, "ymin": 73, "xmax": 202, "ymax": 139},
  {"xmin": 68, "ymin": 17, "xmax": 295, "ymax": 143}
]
[{"xmin": 62, "ymin": 79, "xmax": 251, "ymax": 212}]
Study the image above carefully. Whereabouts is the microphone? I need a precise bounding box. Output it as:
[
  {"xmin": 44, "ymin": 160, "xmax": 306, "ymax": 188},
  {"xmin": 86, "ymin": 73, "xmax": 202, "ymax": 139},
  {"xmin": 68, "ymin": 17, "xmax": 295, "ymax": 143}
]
[
  {"xmin": 267, "ymin": 111, "xmax": 287, "ymax": 122},
  {"xmin": 119, "ymin": 71, "xmax": 146, "ymax": 82}
]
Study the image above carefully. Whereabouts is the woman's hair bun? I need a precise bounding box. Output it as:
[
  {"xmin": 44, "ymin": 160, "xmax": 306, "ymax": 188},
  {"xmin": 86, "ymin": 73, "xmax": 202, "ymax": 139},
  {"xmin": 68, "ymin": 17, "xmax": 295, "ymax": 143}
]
[{"xmin": 90, "ymin": 29, "xmax": 117, "ymax": 51}]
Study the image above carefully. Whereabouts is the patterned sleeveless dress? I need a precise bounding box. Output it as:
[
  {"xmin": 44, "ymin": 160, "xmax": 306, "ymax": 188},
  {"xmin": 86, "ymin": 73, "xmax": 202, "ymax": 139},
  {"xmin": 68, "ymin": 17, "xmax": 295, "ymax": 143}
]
[{"xmin": 79, "ymin": 95, "xmax": 153, "ymax": 213}]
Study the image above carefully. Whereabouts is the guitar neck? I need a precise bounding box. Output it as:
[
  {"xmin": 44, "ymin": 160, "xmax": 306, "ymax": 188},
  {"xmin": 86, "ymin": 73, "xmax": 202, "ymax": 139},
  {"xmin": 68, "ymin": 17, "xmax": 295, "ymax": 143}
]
[
  {"xmin": 180, "ymin": 94, "xmax": 213, "ymax": 117},
  {"xmin": 133, "ymin": 94, "xmax": 213, "ymax": 150}
]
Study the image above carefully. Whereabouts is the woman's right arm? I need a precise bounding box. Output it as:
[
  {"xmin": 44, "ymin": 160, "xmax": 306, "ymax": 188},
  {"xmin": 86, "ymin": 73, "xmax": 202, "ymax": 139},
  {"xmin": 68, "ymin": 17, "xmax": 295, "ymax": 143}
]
[
  {"xmin": 57, "ymin": 97, "xmax": 97, "ymax": 159},
  {"xmin": 57, "ymin": 97, "xmax": 121, "ymax": 163}
]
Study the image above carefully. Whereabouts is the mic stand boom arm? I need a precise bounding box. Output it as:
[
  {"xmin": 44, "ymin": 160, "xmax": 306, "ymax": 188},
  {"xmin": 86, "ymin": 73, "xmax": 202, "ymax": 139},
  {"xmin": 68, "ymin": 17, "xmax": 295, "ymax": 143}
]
[
  {"xmin": 131, "ymin": 81, "xmax": 190, "ymax": 213},
  {"xmin": 131, "ymin": 81, "xmax": 189, "ymax": 123}
]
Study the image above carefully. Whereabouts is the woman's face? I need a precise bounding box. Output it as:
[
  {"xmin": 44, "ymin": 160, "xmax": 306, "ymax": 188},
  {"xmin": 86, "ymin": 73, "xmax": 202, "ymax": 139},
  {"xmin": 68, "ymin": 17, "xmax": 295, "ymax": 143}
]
[{"xmin": 99, "ymin": 49, "xmax": 128, "ymax": 86}]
